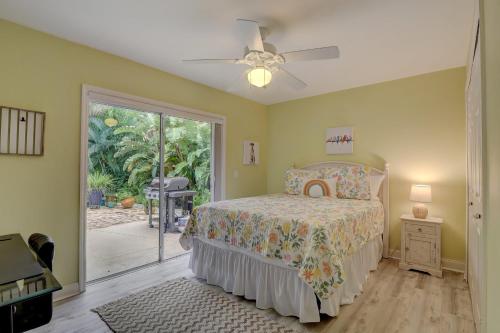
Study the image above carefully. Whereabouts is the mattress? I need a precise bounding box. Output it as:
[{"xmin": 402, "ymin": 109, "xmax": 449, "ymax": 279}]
[{"xmin": 180, "ymin": 193, "xmax": 384, "ymax": 300}]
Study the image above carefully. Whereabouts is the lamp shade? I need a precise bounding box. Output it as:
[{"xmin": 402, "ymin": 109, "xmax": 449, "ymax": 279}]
[{"xmin": 410, "ymin": 184, "xmax": 432, "ymax": 203}]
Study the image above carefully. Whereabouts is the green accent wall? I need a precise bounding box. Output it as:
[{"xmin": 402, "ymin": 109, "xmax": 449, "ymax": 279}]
[
  {"xmin": 0, "ymin": 19, "xmax": 268, "ymax": 286},
  {"xmin": 267, "ymin": 68, "xmax": 467, "ymax": 261}
]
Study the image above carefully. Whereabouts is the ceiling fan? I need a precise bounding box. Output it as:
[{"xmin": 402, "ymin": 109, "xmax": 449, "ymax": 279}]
[{"xmin": 183, "ymin": 19, "xmax": 340, "ymax": 89}]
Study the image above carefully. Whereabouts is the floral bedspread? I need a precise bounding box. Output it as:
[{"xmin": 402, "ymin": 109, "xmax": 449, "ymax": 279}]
[{"xmin": 180, "ymin": 194, "xmax": 384, "ymax": 299}]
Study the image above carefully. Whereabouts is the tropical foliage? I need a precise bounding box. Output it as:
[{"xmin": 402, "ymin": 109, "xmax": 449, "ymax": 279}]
[
  {"xmin": 87, "ymin": 104, "xmax": 211, "ymax": 206},
  {"xmin": 87, "ymin": 172, "xmax": 114, "ymax": 192},
  {"xmin": 164, "ymin": 118, "xmax": 211, "ymax": 206}
]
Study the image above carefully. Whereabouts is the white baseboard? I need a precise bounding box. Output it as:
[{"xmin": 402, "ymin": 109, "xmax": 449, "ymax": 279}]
[
  {"xmin": 53, "ymin": 282, "xmax": 80, "ymax": 302},
  {"xmin": 388, "ymin": 249, "xmax": 465, "ymax": 273},
  {"xmin": 441, "ymin": 258, "xmax": 466, "ymax": 273}
]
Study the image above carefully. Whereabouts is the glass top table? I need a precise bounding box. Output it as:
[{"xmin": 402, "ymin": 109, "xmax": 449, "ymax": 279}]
[
  {"xmin": 0, "ymin": 233, "xmax": 62, "ymax": 307},
  {"xmin": 0, "ymin": 266, "xmax": 61, "ymax": 307}
]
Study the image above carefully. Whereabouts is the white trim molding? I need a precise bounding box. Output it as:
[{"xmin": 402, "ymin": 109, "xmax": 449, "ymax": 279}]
[
  {"xmin": 389, "ymin": 249, "xmax": 465, "ymax": 273},
  {"xmin": 83, "ymin": 84, "xmax": 225, "ymax": 124},
  {"xmin": 53, "ymin": 283, "xmax": 80, "ymax": 302}
]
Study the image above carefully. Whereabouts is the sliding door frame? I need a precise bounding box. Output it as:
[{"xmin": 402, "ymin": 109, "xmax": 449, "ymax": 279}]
[{"xmin": 79, "ymin": 84, "xmax": 226, "ymax": 292}]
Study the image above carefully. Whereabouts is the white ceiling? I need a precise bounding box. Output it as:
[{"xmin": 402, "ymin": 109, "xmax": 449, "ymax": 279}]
[{"xmin": 0, "ymin": 0, "xmax": 474, "ymax": 105}]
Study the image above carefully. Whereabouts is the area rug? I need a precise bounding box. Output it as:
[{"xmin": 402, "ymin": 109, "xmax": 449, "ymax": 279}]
[{"xmin": 92, "ymin": 277, "xmax": 297, "ymax": 333}]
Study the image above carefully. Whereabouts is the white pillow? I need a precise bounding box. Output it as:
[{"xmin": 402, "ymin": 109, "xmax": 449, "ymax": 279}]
[
  {"xmin": 369, "ymin": 174, "xmax": 385, "ymax": 200},
  {"xmin": 325, "ymin": 178, "xmax": 337, "ymax": 197}
]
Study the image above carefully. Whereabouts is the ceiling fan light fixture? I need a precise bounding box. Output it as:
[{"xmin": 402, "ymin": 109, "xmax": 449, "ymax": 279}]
[
  {"xmin": 183, "ymin": 20, "xmax": 339, "ymax": 91},
  {"xmin": 247, "ymin": 67, "xmax": 272, "ymax": 88}
]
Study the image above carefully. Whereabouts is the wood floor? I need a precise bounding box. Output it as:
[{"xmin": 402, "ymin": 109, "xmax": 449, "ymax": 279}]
[{"xmin": 33, "ymin": 255, "xmax": 475, "ymax": 333}]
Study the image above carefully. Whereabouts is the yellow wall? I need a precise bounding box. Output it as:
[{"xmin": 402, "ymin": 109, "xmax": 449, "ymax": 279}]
[
  {"xmin": 267, "ymin": 68, "xmax": 466, "ymax": 261},
  {"xmin": 0, "ymin": 19, "xmax": 267, "ymax": 286},
  {"xmin": 0, "ymin": 18, "xmax": 469, "ymax": 290},
  {"xmin": 481, "ymin": 0, "xmax": 500, "ymax": 331}
]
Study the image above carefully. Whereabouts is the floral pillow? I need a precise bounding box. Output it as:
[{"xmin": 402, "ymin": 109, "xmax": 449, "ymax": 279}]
[
  {"xmin": 320, "ymin": 165, "xmax": 371, "ymax": 200},
  {"xmin": 284, "ymin": 169, "xmax": 322, "ymax": 195},
  {"xmin": 320, "ymin": 166, "xmax": 341, "ymax": 179}
]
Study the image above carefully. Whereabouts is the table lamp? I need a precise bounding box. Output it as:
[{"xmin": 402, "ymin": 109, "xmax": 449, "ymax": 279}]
[{"xmin": 410, "ymin": 184, "xmax": 432, "ymax": 219}]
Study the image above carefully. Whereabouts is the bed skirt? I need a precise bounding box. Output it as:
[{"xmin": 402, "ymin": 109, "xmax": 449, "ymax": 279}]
[{"xmin": 189, "ymin": 235, "xmax": 383, "ymax": 323}]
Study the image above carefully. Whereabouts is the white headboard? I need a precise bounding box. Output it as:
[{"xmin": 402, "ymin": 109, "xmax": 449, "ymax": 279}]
[{"xmin": 301, "ymin": 161, "xmax": 390, "ymax": 258}]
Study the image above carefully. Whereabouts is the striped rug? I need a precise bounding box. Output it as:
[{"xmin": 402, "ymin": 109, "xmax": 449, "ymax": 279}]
[{"xmin": 93, "ymin": 277, "xmax": 297, "ymax": 333}]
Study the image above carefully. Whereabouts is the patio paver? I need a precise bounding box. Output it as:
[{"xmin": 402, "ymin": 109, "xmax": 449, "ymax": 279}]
[
  {"xmin": 87, "ymin": 206, "xmax": 149, "ymax": 229},
  {"xmin": 86, "ymin": 207, "xmax": 188, "ymax": 281}
]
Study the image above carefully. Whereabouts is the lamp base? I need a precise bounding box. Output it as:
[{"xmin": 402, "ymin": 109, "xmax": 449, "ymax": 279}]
[{"xmin": 412, "ymin": 204, "xmax": 428, "ymax": 219}]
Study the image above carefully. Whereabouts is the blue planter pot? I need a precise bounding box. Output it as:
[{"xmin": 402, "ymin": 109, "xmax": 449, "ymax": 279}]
[{"xmin": 89, "ymin": 190, "xmax": 103, "ymax": 209}]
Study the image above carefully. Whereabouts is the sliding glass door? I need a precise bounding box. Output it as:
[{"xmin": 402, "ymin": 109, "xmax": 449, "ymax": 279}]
[
  {"xmin": 83, "ymin": 89, "xmax": 224, "ymax": 284},
  {"xmin": 86, "ymin": 103, "xmax": 162, "ymax": 281},
  {"xmin": 161, "ymin": 115, "xmax": 212, "ymax": 260}
]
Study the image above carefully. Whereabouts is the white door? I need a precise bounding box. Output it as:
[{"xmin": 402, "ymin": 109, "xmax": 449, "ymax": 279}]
[{"xmin": 466, "ymin": 28, "xmax": 484, "ymax": 331}]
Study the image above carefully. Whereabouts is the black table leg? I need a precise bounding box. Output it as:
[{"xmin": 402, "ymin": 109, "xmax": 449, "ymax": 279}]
[
  {"xmin": 9, "ymin": 305, "xmax": 13, "ymax": 333},
  {"xmin": 0, "ymin": 305, "xmax": 14, "ymax": 333}
]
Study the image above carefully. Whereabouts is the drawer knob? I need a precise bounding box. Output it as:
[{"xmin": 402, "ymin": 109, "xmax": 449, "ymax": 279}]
[{"xmin": 417, "ymin": 227, "xmax": 422, "ymax": 232}]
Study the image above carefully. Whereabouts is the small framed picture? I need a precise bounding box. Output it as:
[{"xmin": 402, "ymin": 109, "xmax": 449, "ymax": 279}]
[
  {"xmin": 243, "ymin": 141, "xmax": 259, "ymax": 165},
  {"xmin": 325, "ymin": 127, "xmax": 353, "ymax": 154}
]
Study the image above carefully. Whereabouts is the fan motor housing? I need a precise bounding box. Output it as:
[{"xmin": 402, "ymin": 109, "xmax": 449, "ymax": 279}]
[{"xmin": 242, "ymin": 43, "xmax": 284, "ymax": 69}]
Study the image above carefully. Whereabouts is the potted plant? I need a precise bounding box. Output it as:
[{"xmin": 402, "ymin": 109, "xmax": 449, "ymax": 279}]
[
  {"xmin": 105, "ymin": 194, "xmax": 118, "ymax": 208},
  {"xmin": 88, "ymin": 172, "xmax": 113, "ymax": 209},
  {"xmin": 117, "ymin": 188, "xmax": 135, "ymax": 209}
]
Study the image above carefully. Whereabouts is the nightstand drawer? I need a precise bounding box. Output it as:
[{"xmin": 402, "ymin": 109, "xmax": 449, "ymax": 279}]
[{"xmin": 406, "ymin": 223, "xmax": 436, "ymax": 236}]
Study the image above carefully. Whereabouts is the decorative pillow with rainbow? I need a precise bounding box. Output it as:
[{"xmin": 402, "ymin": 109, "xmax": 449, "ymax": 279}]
[{"xmin": 303, "ymin": 178, "xmax": 337, "ymax": 198}]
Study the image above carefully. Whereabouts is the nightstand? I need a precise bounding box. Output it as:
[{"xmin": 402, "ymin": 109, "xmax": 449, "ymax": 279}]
[{"xmin": 399, "ymin": 214, "xmax": 443, "ymax": 277}]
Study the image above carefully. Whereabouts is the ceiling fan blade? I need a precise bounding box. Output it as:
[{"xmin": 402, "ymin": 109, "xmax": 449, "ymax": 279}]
[
  {"xmin": 277, "ymin": 67, "xmax": 307, "ymax": 90},
  {"xmin": 226, "ymin": 69, "xmax": 252, "ymax": 93},
  {"xmin": 281, "ymin": 46, "xmax": 340, "ymax": 63},
  {"xmin": 182, "ymin": 59, "xmax": 240, "ymax": 64},
  {"xmin": 237, "ymin": 19, "xmax": 264, "ymax": 52}
]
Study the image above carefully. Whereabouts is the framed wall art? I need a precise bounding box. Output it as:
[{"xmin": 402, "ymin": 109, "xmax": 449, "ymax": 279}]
[
  {"xmin": 325, "ymin": 127, "xmax": 353, "ymax": 154},
  {"xmin": 243, "ymin": 140, "xmax": 259, "ymax": 165},
  {"xmin": 0, "ymin": 106, "xmax": 45, "ymax": 156}
]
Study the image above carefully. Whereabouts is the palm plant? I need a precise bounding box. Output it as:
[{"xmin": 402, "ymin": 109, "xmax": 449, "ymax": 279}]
[
  {"xmin": 87, "ymin": 172, "xmax": 114, "ymax": 208},
  {"xmin": 87, "ymin": 111, "xmax": 130, "ymax": 190},
  {"xmin": 88, "ymin": 117, "xmax": 116, "ymax": 172},
  {"xmin": 113, "ymin": 113, "xmax": 160, "ymax": 195},
  {"xmin": 164, "ymin": 118, "xmax": 211, "ymax": 205},
  {"xmin": 113, "ymin": 115, "xmax": 212, "ymax": 205},
  {"xmin": 88, "ymin": 171, "xmax": 114, "ymax": 191}
]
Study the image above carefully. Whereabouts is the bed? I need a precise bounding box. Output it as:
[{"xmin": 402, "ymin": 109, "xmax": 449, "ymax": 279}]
[{"xmin": 180, "ymin": 161, "xmax": 390, "ymax": 322}]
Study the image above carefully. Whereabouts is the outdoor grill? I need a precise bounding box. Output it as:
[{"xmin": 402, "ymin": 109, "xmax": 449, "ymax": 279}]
[{"xmin": 144, "ymin": 177, "xmax": 196, "ymax": 232}]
